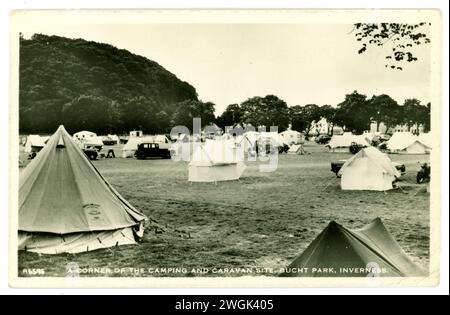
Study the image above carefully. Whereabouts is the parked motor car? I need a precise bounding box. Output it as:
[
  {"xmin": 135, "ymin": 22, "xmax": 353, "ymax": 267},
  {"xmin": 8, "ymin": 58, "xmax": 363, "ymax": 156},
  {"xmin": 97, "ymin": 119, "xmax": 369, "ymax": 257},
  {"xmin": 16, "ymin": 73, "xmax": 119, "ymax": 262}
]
[
  {"xmin": 135, "ymin": 142, "xmax": 171, "ymax": 159},
  {"xmin": 416, "ymin": 163, "xmax": 430, "ymax": 184},
  {"xmin": 331, "ymin": 160, "xmax": 406, "ymax": 177},
  {"xmin": 82, "ymin": 144, "xmax": 98, "ymax": 160}
]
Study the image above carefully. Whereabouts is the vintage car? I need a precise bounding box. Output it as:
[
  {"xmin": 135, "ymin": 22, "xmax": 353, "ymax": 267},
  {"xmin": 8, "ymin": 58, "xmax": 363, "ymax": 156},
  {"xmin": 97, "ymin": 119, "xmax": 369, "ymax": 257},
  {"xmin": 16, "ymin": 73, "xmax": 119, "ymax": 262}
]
[
  {"xmin": 331, "ymin": 160, "xmax": 406, "ymax": 177},
  {"xmin": 82, "ymin": 144, "xmax": 99, "ymax": 160},
  {"xmin": 135, "ymin": 142, "xmax": 171, "ymax": 159}
]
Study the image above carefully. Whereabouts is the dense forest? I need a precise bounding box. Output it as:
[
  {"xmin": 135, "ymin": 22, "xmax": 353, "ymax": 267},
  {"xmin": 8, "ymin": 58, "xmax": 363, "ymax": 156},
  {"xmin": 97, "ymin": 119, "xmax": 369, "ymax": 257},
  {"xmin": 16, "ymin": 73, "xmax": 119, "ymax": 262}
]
[{"xmin": 19, "ymin": 34, "xmax": 203, "ymax": 134}]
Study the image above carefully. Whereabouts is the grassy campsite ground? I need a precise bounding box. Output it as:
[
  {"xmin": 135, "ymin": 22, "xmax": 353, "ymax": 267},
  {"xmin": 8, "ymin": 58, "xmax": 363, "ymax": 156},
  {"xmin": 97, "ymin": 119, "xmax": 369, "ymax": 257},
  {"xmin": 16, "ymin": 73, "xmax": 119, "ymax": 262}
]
[{"xmin": 17, "ymin": 142, "xmax": 431, "ymax": 277}]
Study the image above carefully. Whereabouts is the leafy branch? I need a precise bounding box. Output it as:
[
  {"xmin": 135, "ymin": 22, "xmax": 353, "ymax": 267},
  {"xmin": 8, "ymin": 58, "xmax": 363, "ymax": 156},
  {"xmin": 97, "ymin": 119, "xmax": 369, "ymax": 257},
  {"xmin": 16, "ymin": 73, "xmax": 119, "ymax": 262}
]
[{"xmin": 353, "ymin": 23, "xmax": 431, "ymax": 70}]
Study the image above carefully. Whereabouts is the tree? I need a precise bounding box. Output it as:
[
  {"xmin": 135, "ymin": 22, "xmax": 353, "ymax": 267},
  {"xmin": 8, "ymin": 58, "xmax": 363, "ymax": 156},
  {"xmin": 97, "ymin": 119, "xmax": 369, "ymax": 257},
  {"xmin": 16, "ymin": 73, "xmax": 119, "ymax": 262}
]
[
  {"xmin": 289, "ymin": 104, "xmax": 322, "ymax": 138},
  {"xmin": 240, "ymin": 95, "xmax": 290, "ymax": 131},
  {"xmin": 401, "ymin": 98, "xmax": 430, "ymax": 132},
  {"xmin": 171, "ymin": 100, "xmax": 216, "ymax": 131},
  {"xmin": 154, "ymin": 111, "xmax": 171, "ymax": 134},
  {"xmin": 368, "ymin": 94, "xmax": 400, "ymax": 132},
  {"xmin": 216, "ymin": 104, "xmax": 242, "ymax": 129},
  {"xmin": 335, "ymin": 91, "xmax": 370, "ymax": 134},
  {"xmin": 19, "ymin": 34, "xmax": 198, "ymax": 134},
  {"xmin": 319, "ymin": 105, "xmax": 337, "ymax": 135},
  {"xmin": 120, "ymin": 96, "xmax": 157, "ymax": 133},
  {"xmin": 62, "ymin": 95, "xmax": 121, "ymax": 134},
  {"xmin": 423, "ymin": 103, "xmax": 431, "ymax": 132},
  {"xmin": 353, "ymin": 23, "xmax": 431, "ymax": 70}
]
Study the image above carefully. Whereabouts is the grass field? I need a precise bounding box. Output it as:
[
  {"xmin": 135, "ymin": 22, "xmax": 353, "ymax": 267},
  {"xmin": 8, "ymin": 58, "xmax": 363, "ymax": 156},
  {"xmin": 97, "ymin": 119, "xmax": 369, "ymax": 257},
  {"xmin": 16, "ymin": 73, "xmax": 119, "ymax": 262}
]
[{"xmin": 18, "ymin": 142, "xmax": 430, "ymax": 277}]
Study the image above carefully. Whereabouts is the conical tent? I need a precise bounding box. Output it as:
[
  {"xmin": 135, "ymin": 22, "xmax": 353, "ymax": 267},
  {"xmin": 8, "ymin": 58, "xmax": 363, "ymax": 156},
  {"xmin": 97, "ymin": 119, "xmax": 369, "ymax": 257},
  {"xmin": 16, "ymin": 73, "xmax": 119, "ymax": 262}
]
[
  {"xmin": 19, "ymin": 125, "xmax": 147, "ymax": 254},
  {"xmin": 338, "ymin": 147, "xmax": 400, "ymax": 191},
  {"xmin": 280, "ymin": 218, "xmax": 425, "ymax": 277}
]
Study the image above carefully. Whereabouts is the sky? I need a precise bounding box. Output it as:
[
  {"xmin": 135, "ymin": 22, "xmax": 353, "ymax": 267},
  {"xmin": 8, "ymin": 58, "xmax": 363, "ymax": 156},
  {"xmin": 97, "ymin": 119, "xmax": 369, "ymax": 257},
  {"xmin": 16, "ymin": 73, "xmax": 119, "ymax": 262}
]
[{"xmin": 20, "ymin": 21, "xmax": 431, "ymax": 115}]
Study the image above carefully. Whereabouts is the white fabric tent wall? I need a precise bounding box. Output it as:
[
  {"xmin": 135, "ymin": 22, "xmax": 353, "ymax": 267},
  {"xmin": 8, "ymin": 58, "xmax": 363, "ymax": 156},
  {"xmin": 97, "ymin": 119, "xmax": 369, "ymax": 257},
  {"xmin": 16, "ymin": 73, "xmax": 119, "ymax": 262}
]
[
  {"xmin": 288, "ymin": 144, "xmax": 302, "ymax": 154},
  {"xmin": 338, "ymin": 147, "xmax": 400, "ymax": 191},
  {"xmin": 260, "ymin": 132, "xmax": 287, "ymax": 147},
  {"xmin": 107, "ymin": 134, "xmax": 120, "ymax": 143},
  {"xmin": 404, "ymin": 141, "xmax": 429, "ymax": 154},
  {"xmin": 280, "ymin": 130, "xmax": 303, "ymax": 145},
  {"xmin": 327, "ymin": 134, "xmax": 371, "ymax": 152},
  {"xmin": 418, "ymin": 132, "xmax": 431, "ymax": 148},
  {"xmin": 73, "ymin": 130, "xmax": 103, "ymax": 147},
  {"xmin": 189, "ymin": 140, "xmax": 246, "ymax": 182},
  {"xmin": 19, "ymin": 227, "xmax": 137, "ymax": 254},
  {"xmin": 386, "ymin": 132, "xmax": 430, "ymax": 154},
  {"xmin": 24, "ymin": 135, "xmax": 46, "ymax": 153}
]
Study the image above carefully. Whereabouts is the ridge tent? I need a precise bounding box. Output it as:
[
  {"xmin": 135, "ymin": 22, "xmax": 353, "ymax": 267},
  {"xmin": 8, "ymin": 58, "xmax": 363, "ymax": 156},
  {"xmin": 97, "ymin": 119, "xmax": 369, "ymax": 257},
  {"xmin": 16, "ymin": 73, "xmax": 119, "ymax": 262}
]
[
  {"xmin": 280, "ymin": 130, "xmax": 304, "ymax": 145},
  {"xmin": 189, "ymin": 140, "xmax": 246, "ymax": 182},
  {"xmin": 417, "ymin": 132, "xmax": 432, "ymax": 149},
  {"xmin": 280, "ymin": 218, "xmax": 425, "ymax": 277},
  {"xmin": 386, "ymin": 132, "xmax": 431, "ymax": 154},
  {"xmin": 24, "ymin": 135, "xmax": 48, "ymax": 153},
  {"xmin": 259, "ymin": 132, "xmax": 288, "ymax": 147},
  {"xmin": 235, "ymin": 131, "xmax": 259, "ymax": 155},
  {"xmin": 338, "ymin": 147, "xmax": 400, "ymax": 191},
  {"xmin": 327, "ymin": 133, "xmax": 371, "ymax": 153},
  {"xmin": 287, "ymin": 144, "xmax": 306, "ymax": 155},
  {"xmin": 19, "ymin": 125, "xmax": 147, "ymax": 254}
]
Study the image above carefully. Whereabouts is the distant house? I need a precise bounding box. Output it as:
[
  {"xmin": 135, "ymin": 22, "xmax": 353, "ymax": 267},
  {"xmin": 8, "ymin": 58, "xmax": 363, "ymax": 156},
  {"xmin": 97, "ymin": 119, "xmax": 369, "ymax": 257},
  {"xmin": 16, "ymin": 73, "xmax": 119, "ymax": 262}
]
[{"xmin": 370, "ymin": 122, "xmax": 425, "ymax": 135}]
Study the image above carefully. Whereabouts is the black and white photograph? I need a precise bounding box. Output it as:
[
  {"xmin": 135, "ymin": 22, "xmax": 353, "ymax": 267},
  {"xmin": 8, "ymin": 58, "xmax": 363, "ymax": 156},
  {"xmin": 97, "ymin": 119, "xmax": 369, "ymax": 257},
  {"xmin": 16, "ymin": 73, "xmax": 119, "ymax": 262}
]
[{"xmin": 8, "ymin": 9, "xmax": 444, "ymax": 289}]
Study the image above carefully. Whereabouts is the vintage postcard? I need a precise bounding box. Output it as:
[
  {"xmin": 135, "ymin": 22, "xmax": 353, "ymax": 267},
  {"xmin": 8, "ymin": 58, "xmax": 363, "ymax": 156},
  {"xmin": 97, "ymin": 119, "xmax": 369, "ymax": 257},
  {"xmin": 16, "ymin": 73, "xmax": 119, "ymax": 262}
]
[{"xmin": 9, "ymin": 9, "xmax": 442, "ymax": 288}]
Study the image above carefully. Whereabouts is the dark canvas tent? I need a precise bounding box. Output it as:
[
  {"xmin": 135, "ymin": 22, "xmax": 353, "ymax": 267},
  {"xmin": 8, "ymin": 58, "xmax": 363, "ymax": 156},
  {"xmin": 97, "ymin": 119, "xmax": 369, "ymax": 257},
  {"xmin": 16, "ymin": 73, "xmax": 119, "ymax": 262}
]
[
  {"xmin": 19, "ymin": 125, "xmax": 147, "ymax": 254},
  {"xmin": 280, "ymin": 218, "xmax": 425, "ymax": 277}
]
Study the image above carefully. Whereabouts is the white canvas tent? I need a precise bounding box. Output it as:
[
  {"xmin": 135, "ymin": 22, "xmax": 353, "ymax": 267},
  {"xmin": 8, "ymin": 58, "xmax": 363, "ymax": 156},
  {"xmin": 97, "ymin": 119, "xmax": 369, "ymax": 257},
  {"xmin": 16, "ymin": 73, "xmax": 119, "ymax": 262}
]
[
  {"xmin": 259, "ymin": 132, "xmax": 288, "ymax": 147},
  {"xmin": 327, "ymin": 133, "xmax": 371, "ymax": 152},
  {"xmin": 280, "ymin": 130, "xmax": 304, "ymax": 145},
  {"xmin": 73, "ymin": 130, "xmax": 103, "ymax": 148},
  {"xmin": 418, "ymin": 132, "xmax": 432, "ymax": 149},
  {"xmin": 235, "ymin": 131, "xmax": 260, "ymax": 156},
  {"xmin": 189, "ymin": 140, "xmax": 246, "ymax": 182},
  {"xmin": 287, "ymin": 144, "xmax": 306, "ymax": 155},
  {"xmin": 19, "ymin": 125, "xmax": 147, "ymax": 254},
  {"xmin": 338, "ymin": 147, "xmax": 400, "ymax": 191},
  {"xmin": 24, "ymin": 135, "xmax": 48, "ymax": 153},
  {"xmin": 386, "ymin": 132, "xmax": 430, "ymax": 154}
]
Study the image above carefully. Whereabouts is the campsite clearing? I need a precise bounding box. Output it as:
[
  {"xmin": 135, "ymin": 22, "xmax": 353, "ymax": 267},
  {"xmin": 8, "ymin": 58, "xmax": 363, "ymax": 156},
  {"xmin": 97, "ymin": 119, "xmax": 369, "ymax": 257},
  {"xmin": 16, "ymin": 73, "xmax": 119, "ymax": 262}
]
[{"xmin": 18, "ymin": 142, "xmax": 430, "ymax": 277}]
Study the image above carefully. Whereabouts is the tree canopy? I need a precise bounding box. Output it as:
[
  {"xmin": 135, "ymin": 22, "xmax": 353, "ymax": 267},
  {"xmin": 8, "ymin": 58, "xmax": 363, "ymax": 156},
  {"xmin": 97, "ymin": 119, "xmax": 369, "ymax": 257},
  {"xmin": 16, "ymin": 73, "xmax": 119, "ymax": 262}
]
[
  {"xmin": 20, "ymin": 34, "xmax": 200, "ymax": 134},
  {"xmin": 239, "ymin": 95, "xmax": 290, "ymax": 131}
]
